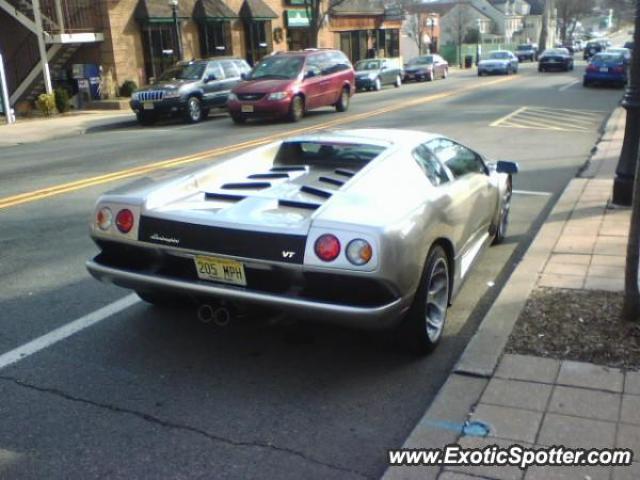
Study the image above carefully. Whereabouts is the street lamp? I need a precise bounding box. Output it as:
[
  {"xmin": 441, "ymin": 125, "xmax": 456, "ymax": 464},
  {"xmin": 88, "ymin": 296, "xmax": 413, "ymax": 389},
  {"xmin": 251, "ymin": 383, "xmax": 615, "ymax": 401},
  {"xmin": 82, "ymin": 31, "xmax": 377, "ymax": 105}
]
[
  {"xmin": 169, "ymin": 0, "xmax": 183, "ymax": 62},
  {"xmin": 426, "ymin": 15, "xmax": 436, "ymax": 53},
  {"xmin": 612, "ymin": 0, "xmax": 640, "ymax": 206},
  {"xmin": 476, "ymin": 18, "xmax": 482, "ymax": 65}
]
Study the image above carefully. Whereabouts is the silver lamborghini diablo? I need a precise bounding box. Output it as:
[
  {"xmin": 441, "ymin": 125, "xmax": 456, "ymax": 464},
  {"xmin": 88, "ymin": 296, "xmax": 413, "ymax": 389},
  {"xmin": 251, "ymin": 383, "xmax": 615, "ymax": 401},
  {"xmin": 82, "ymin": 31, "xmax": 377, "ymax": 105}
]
[{"xmin": 87, "ymin": 128, "xmax": 517, "ymax": 354}]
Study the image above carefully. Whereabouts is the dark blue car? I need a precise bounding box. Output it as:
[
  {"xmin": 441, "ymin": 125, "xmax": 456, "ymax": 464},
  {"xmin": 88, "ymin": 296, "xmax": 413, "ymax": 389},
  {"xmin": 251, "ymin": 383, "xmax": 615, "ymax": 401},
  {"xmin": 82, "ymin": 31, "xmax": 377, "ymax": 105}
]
[{"xmin": 583, "ymin": 52, "xmax": 628, "ymax": 88}]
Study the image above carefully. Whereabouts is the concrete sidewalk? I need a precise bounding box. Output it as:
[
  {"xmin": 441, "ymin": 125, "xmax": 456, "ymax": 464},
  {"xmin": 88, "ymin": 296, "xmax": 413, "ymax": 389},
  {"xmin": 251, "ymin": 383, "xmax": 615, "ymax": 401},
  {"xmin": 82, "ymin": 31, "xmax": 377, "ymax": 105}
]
[
  {"xmin": 0, "ymin": 110, "xmax": 135, "ymax": 147},
  {"xmin": 384, "ymin": 107, "xmax": 634, "ymax": 480}
]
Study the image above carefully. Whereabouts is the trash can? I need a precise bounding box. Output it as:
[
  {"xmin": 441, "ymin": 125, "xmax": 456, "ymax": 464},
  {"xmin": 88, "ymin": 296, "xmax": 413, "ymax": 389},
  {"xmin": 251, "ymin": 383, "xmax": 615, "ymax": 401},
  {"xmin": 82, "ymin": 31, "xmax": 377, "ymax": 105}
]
[{"xmin": 464, "ymin": 55, "xmax": 474, "ymax": 69}]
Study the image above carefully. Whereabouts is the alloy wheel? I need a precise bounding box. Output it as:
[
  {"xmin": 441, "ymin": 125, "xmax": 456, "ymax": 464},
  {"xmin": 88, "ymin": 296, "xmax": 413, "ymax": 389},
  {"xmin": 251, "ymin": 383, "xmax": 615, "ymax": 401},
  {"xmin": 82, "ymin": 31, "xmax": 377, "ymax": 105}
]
[{"xmin": 425, "ymin": 257, "xmax": 449, "ymax": 343}]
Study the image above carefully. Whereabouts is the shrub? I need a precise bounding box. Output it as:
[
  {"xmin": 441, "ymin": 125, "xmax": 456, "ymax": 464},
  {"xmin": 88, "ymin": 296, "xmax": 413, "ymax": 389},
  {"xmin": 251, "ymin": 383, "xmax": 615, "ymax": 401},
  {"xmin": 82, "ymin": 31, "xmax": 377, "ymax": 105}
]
[
  {"xmin": 36, "ymin": 93, "xmax": 56, "ymax": 116},
  {"xmin": 54, "ymin": 87, "xmax": 71, "ymax": 113},
  {"xmin": 119, "ymin": 80, "xmax": 138, "ymax": 98}
]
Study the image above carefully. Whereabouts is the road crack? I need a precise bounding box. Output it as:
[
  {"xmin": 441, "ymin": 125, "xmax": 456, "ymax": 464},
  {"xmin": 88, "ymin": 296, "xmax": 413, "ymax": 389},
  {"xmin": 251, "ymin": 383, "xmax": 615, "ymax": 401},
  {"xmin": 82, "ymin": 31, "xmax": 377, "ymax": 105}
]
[{"xmin": 0, "ymin": 375, "xmax": 372, "ymax": 479}]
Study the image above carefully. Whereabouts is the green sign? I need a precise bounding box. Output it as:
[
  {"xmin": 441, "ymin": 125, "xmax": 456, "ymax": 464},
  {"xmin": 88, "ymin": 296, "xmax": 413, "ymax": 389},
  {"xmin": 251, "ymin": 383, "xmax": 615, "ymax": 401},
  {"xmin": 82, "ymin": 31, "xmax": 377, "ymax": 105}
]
[
  {"xmin": 286, "ymin": 9, "xmax": 310, "ymax": 28},
  {"xmin": 287, "ymin": 0, "xmax": 307, "ymax": 5}
]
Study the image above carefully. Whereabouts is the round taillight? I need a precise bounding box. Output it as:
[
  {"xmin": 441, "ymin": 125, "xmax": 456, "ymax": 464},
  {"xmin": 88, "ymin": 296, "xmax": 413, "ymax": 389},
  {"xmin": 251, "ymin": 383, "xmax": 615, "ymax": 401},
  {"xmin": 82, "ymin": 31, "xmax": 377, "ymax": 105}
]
[
  {"xmin": 314, "ymin": 234, "xmax": 341, "ymax": 262},
  {"xmin": 115, "ymin": 209, "xmax": 134, "ymax": 233},
  {"xmin": 96, "ymin": 207, "xmax": 113, "ymax": 231},
  {"xmin": 346, "ymin": 239, "xmax": 373, "ymax": 266}
]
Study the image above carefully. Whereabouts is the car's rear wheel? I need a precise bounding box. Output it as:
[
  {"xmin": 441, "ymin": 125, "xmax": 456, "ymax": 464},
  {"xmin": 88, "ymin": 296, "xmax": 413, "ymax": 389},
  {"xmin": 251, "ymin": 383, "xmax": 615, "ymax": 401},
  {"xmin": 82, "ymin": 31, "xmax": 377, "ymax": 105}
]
[
  {"xmin": 373, "ymin": 77, "xmax": 381, "ymax": 91},
  {"xmin": 493, "ymin": 177, "xmax": 512, "ymax": 245},
  {"xmin": 185, "ymin": 96, "xmax": 203, "ymax": 123},
  {"xmin": 427, "ymin": 70, "xmax": 434, "ymax": 81},
  {"xmin": 538, "ymin": 66, "xmax": 544, "ymax": 72},
  {"xmin": 397, "ymin": 245, "xmax": 450, "ymax": 355},
  {"xmin": 394, "ymin": 75, "xmax": 402, "ymax": 87},
  {"xmin": 443, "ymin": 68, "xmax": 448, "ymax": 79},
  {"xmin": 335, "ymin": 88, "xmax": 350, "ymax": 112},
  {"xmin": 288, "ymin": 95, "xmax": 305, "ymax": 122}
]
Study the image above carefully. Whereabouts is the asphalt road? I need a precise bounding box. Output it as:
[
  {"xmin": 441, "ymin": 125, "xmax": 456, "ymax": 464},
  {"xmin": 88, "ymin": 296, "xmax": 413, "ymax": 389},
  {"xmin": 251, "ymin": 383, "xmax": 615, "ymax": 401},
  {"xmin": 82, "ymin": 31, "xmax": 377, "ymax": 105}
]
[{"xmin": 0, "ymin": 58, "xmax": 625, "ymax": 479}]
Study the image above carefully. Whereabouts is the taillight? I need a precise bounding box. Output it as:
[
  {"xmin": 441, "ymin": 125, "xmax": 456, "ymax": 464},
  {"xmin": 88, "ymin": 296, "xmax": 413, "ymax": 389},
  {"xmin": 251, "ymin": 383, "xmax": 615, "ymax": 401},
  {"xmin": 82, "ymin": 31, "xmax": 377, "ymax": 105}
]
[
  {"xmin": 96, "ymin": 207, "xmax": 113, "ymax": 231},
  {"xmin": 314, "ymin": 234, "xmax": 341, "ymax": 262},
  {"xmin": 586, "ymin": 64, "xmax": 597, "ymax": 72},
  {"xmin": 613, "ymin": 66, "xmax": 625, "ymax": 73},
  {"xmin": 115, "ymin": 209, "xmax": 134, "ymax": 233}
]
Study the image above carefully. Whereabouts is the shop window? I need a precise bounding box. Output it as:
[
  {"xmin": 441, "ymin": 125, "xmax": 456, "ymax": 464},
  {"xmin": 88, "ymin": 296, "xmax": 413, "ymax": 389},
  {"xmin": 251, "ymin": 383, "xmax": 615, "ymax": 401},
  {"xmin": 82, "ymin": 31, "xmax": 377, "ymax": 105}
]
[
  {"xmin": 141, "ymin": 24, "xmax": 178, "ymax": 81},
  {"xmin": 200, "ymin": 21, "xmax": 232, "ymax": 57},
  {"xmin": 245, "ymin": 20, "xmax": 273, "ymax": 65}
]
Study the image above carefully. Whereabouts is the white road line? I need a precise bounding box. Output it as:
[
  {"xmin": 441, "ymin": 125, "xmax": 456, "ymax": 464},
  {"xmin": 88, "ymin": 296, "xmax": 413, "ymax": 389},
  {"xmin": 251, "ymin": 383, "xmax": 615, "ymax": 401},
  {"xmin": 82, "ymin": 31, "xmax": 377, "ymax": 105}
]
[
  {"xmin": 0, "ymin": 294, "xmax": 140, "ymax": 371},
  {"xmin": 559, "ymin": 80, "xmax": 580, "ymax": 91},
  {"xmin": 513, "ymin": 190, "xmax": 553, "ymax": 196},
  {"xmin": 489, "ymin": 106, "xmax": 528, "ymax": 127}
]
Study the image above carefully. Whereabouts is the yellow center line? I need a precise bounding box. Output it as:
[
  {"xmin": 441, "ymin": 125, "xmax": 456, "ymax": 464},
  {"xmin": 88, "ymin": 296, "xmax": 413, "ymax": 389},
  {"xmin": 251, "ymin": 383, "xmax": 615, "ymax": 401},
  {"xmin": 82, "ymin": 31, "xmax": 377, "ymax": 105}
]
[{"xmin": 0, "ymin": 75, "xmax": 516, "ymax": 211}]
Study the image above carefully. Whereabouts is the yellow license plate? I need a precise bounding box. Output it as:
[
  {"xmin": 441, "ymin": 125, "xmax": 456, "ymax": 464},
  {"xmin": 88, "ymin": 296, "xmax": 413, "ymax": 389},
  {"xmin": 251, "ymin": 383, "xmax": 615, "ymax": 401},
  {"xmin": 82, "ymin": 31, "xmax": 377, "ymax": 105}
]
[
  {"xmin": 241, "ymin": 105, "xmax": 254, "ymax": 113},
  {"xmin": 143, "ymin": 102, "xmax": 154, "ymax": 110},
  {"xmin": 194, "ymin": 255, "xmax": 246, "ymax": 286}
]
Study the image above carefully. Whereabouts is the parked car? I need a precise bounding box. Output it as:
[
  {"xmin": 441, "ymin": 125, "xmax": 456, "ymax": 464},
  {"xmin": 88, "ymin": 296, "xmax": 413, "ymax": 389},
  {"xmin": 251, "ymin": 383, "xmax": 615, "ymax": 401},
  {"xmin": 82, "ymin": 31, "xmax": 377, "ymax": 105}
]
[
  {"xmin": 515, "ymin": 44, "xmax": 538, "ymax": 61},
  {"xmin": 583, "ymin": 40, "xmax": 605, "ymax": 60},
  {"xmin": 538, "ymin": 48, "xmax": 574, "ymax": 72},
  {"xmin": 354, "ymin": 58, "xmax": 403, "ymax": 91},
  {"xmin": 227, "ymin": 50, "xmax": 354, "ymax": 123},
  {"xmin": 86, "ymin": 128, "xmax": 517, "ymax": 354},
  {"xmin": 583, "ymin": 52, "xmax": 628, "ymax": 88},
  {"xmin": 130, "ymin": 58, "xmax": 250, "ymax": 125},
  {"xmin": 477, "ymin": 51, "xmax": 519, "ymax": 76},
  {"xmin": 403, "ymin": 55, "xmax": 449, "ymax": 82},
  {"xmin": 606, "ymin": 47, "xmax": 632, "ymax": 65},
  {"xmin": 624, "ymin": 41, "xmax": 634, "ymax": 52}
]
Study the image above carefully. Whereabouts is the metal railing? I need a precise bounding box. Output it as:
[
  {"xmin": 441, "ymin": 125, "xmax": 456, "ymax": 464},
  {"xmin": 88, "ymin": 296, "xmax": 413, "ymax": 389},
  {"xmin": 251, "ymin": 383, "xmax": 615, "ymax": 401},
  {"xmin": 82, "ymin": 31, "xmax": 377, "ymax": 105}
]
[
  {"xmin": 40, "ymin": 0, "xmax": 102, "ymax": 33},
  {"xmin": 5, "ymin": 34, "xmax": 40, "ymax": 95}
]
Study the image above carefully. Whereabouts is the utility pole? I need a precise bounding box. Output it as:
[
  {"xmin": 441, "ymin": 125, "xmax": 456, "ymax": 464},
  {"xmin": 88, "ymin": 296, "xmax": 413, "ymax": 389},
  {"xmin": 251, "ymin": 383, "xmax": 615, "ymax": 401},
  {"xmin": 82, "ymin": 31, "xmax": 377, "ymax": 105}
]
[{"xmin": 32, "ymin": 0, "xmax": 53, "ymax": 95}]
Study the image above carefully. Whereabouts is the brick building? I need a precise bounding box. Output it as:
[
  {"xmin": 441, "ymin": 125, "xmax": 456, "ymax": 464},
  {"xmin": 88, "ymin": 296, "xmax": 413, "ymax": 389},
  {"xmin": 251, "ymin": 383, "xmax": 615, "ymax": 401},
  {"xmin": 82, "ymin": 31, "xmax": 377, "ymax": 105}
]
[{"xmin": 0, "ymin": 0, "xmax": 403, "ymax": 110}]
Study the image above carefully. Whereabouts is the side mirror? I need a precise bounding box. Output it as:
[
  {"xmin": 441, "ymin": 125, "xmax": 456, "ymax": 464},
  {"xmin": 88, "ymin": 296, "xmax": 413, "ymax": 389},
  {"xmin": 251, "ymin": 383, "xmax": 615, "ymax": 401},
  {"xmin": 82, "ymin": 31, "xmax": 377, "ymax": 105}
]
[
  {"xmin": 496, "ymin": 160, "xmax": 519, "ymax": 175},
  {"xmin": 205, "ymin": 74, "xmax": 217, "ymax": 83}
]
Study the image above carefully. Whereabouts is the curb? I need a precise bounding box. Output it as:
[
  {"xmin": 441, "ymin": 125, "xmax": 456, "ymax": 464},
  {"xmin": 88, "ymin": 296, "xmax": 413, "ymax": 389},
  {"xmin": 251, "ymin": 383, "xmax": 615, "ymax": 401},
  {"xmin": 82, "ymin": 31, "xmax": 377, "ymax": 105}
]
[{"xmin": 381, "ymin": 106, "xmax": 624, "ymax": 480}]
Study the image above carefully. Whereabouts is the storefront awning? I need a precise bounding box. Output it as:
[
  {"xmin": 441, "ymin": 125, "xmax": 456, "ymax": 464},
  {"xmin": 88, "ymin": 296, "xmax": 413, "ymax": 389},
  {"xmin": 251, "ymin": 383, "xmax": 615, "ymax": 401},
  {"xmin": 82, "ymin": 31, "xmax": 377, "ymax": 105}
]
[
  {"xmin": 240, "ymin": 0, "xmax": 278, "ymax": 20},
  {"xmin": 330, "ymin": 0, "xmax": 385, "ymax": 16},
  {"xmin": 135, "ymin": 0, "xmax": 189, "ymax": 23},
  {"xmin": 285, "ymin": 9, "xmax": 310, "ymax": 28},
  {"xmin": 194, "ymin": 0, "xmax": 239, "ymax": 20}
]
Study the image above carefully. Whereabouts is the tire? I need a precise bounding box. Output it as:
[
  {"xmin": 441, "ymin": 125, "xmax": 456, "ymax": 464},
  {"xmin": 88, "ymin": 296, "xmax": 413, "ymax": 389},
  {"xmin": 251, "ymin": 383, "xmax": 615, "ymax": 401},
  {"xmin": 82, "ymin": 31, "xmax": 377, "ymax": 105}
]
[
  {"xmin": 538, "ymin": 66, "xmax": 544, "ymax": 72},
  {"xmin": 394, "ymin": 75, "xmax": 402, "ymax": 88},
  {"xmin": 506, "ymin": 67, "xmax": 512, "ymax": 75},
  {"xmin": 137, "ymin": 290, "xmax": 188, "ymax": 307},
  {"xmin": 185, "ymin": 96, "xmax": 203, "ymax": 123},
  {"xmin": 288, "ymin": 95, "xmax": 304, "ymax": 122},
  {"xmin": 231, "ymin": 113, "xmax": 246, "ymax": 124},
  {"xmin": 397, "ymin": 245, "xmax": 450, "ymax": 355},
  {"xmin": 427, "ymin": 70, "xmax": 434, "ymax": 81},
  {"xmin": 373, "ymin": 77, "xmax": 381, "ymax": 91},
  {"xmin": 583, "ymin": 78, "xmax": 590, "ymax": 87},
  {"xmin": 492, "ymin": 177, "xmax": 512, "ymax": 245},
  {"xmin": 443, "ymin": 68, "xmax": 448, "ymax": 79},
  {"xmin": 136, "ymin": 112, "xmax": 156, "ymax": 125},
  {"xmin": 335, "ymin": 87, "xmax": 350, "ymax": 112}
]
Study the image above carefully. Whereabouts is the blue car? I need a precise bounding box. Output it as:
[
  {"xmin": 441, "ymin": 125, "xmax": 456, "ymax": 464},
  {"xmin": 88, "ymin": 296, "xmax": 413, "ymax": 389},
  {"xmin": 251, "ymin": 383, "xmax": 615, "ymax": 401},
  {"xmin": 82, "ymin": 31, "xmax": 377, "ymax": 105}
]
[{"xmin": 583, "ymin": 52, "xmax": 628, "ymax": 88}]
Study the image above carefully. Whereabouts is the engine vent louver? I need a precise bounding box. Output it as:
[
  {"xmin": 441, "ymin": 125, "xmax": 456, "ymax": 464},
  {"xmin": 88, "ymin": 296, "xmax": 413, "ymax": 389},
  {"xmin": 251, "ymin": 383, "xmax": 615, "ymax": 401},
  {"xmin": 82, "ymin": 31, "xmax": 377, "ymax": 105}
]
[
  {"xmin": 300, "ymin": 185, "xmax": 333, "ymax": 199},
  {"xmin": 318, "ymin": 176, "xmax": 345, "ymax": 187},
  {"xmin": 271, "ymin": 166, "xmax": 308, "ymax": 172},
  {"xmin": 278, "ymin": 199, "xmax": 321, "ymax": 210},
  {"xmin": 221, "ymin": 182, "xmax": 272, "ymax": 190},
  {"xmin": 204, "ymin": 192, "xmax": 247, "ymax": 202},
  {"xmin": 334, "ymin": 168, "xmax": 356, "ymax": 177},
  {"xmin": 248, "ymin": 173, "xmax": 290, "ymax": 180}
]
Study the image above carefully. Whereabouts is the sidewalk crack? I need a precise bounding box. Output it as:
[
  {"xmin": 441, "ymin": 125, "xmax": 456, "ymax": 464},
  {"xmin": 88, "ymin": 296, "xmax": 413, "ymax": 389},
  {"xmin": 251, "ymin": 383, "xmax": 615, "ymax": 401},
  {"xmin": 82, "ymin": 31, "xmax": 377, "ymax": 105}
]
[{"xmin": 0, "ymin": 375, "xmax": 372, "ymax": 479}]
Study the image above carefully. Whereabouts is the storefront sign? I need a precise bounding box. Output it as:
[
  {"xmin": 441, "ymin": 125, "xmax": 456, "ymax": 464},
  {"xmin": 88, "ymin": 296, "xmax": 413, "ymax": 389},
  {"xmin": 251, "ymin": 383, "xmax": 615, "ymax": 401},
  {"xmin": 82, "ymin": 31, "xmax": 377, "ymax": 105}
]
[{"xmin": 286, "ymin": 9, "xmax": 310, "ymax": 28}]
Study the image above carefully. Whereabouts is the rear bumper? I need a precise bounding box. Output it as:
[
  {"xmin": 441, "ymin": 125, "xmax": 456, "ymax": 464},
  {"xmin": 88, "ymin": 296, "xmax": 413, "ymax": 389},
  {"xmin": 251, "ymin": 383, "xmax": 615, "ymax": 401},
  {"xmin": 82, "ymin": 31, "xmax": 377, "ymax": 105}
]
[
  {"xmin": 87, "ymin": 259, "xmax": 410, "ymax": 329},
  {"xmin": 539, "ymin": 61, "xmax": 570, "ymax": 69},
  {"xmin": 584, "ymin": 72, "xmax": 627, "ymax": 83}
]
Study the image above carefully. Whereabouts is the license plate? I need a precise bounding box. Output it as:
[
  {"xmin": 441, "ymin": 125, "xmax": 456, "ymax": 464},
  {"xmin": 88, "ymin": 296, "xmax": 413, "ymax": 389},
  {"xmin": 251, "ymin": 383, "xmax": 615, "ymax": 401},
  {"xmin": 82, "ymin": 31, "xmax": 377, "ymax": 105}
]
[
  {"xmin": 599, "ymin": 67, "xmax": 608, "ymax": 72},
  {"xmin": 143, "ymin": 102, "xmax": 154, "ymax": 110},
  {"xmin": 241, "ymin": 105, "xmax": 254, "ymax": 113},
  {"xmin": 194, "ymin": 255, "xmax": 246, "ymax": 286}
]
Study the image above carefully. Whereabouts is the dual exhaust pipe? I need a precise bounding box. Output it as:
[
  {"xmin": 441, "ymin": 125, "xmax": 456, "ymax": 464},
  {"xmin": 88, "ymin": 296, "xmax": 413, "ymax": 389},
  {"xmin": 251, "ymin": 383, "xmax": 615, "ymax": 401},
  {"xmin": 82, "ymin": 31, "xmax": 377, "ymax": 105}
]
[{"xmin": 197, "ymin": 303, "xmax": 233, "ymax": 327}]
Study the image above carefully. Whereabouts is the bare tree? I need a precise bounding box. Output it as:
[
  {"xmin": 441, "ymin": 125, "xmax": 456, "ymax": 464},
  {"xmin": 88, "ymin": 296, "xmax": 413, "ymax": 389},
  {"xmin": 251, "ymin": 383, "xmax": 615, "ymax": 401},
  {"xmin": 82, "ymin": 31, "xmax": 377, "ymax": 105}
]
[
  {"xmin": 404, "ymin": 13, "xmax": 426, "ymax": 54},
  {"xmin": 556, "ymin": 0, "xmax": 595, "ymax": 44},
  {"xmin": 301, "ymin": 0, "xmax": 350, "ymax": 48},
  {"xmin": 539, "ymin": 0, "xmax": 554, "ymax": 51},
  {"xmin": 446, "ymin": 3, "xmax": 474, "ymax": 67}
]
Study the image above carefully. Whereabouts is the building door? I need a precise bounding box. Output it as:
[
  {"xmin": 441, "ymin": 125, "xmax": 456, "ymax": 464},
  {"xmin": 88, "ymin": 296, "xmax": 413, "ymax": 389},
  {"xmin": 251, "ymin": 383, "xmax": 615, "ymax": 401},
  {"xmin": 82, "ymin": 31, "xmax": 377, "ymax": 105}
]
[
  {"xmin": 244, "ymin": 20, "xmax": 272, "ymax": 66},
  {"xmin": 287, "ymin": 29, "xmax": 309, "ymax": 51}
]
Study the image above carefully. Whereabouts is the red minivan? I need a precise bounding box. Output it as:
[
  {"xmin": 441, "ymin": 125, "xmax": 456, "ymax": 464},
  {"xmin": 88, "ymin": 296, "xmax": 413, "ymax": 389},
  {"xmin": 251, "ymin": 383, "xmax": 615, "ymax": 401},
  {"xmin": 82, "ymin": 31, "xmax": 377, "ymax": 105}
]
[{"xmin": 227, "ymin": 50, "xmax": 355, "ymax": 123}]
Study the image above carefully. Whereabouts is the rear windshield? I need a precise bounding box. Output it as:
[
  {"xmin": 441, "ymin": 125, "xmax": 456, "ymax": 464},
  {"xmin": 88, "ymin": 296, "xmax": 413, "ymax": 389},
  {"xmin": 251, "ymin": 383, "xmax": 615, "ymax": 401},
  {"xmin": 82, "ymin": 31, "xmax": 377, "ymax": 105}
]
[
  {"xmin": 408, "ymin": 56, "xmax": 433, "ymax": 65},
  {"xmin": 592, "ymin": 53, "xmax": 624, "ymax": 63},
  {"xmin": 489, "ymin": 51, "xmax": 511, "ymax": 59},
  {"xmin": 249, "ymin": 55, "xmax": 304, "ymax": 80},
  {"xmin": 355, "ymin": 60, "xmax": 381, "ymax": 71},
  {"xmin": 517, "ymin": 45, "xmax": 533, "ymax": 50},
  {"xmin": 274, "ymin": 142, "xmax": 385, "ymax": 168},
  {"xmin": 542, "ymin": 49, "xmax": 567, "ymax": 56}
]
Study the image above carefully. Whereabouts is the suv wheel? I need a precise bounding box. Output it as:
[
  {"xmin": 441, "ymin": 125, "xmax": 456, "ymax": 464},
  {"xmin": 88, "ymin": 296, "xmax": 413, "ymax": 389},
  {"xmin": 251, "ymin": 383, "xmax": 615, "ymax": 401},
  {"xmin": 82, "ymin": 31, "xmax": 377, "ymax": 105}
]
[
  {"xmin": 335, "ymin": 88, "xmax": 350, "ymax": 112},
  {"xmin": 394, "ymin": 75, "xmax": 402, "ymax": 87},
  {"xmin": 288, "ymin": 95, "xmax": 304, "ymax": 122},
  {"xmin": 185, "ymin": 96, "xmax": 203, "ymax": 123}
]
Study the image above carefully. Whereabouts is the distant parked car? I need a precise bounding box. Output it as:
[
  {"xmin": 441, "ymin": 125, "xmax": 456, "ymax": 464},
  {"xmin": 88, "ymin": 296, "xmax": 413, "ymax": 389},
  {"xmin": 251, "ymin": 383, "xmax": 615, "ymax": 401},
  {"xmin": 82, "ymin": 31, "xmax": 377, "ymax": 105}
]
[
  {"xmin": 583, "ymin": 40, "xmax": 605, "ymax": 60},
  {"xmin": 354, "ymin": 58, "xmax": 403, "ymax": 91},
  {"xmin": 130, "ymin": 58, "xmax": 250, "ymax": 125},
  {"xmin": 227, "ymin": 50, "xmax": 355, "ymax": 123},
  {"xmin": 477, "ymin": 51, "xmax": 519, "ymax": 76},
  {"xmin": 516, "ymin": 44, "xmax": 538, "ymax": 62},
  {"xmin": 624, "ymin": 41, "xmax": 634, "ymax": 52},
  {"xmin": 403, "ymin": 55, "xmax": 449, "ymax": 82},
  {"xmin": 538, "ymin": 48, "xmax": 574, "ymax": 72},
  {"xmin": 607, "ymin": 47, "xmax": 632, "ymax": 64},
  {"xmin": 583, "ymin": 52, "xmax": 628, "ymax": 88}
]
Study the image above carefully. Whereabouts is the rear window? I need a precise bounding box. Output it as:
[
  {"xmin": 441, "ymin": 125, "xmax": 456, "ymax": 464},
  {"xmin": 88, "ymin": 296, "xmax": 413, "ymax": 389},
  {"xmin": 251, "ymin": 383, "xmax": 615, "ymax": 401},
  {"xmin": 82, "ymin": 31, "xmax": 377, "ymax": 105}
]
[
  {"xmin": 592, "ymin": 53, "xmax": 624, "ymax": 63},
  {"xmin": 274, "ymin": 142, "xmax": 385, "ymax": 168}
]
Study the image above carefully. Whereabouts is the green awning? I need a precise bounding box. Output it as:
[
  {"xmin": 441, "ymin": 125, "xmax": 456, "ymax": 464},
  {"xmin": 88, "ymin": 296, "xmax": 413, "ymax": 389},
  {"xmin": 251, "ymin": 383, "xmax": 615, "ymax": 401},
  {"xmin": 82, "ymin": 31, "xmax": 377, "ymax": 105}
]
[
  {"xmin": 194, "ymin": 0, "xmax": 239, "ymax": 20},
  {"xmin": 331, "ymin": 0, "xmax": 385, "ymax": 16},
  {"xmin": 135, "ymin": 0, "xmax": 189, "ymax": 23},
  {"xmin": 240, "ymin": 0, "xmax": 278, "ymax": 20},
  {"xmin": 285, "ymin": 9, "xmax": 310, "ymax": 28}
]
